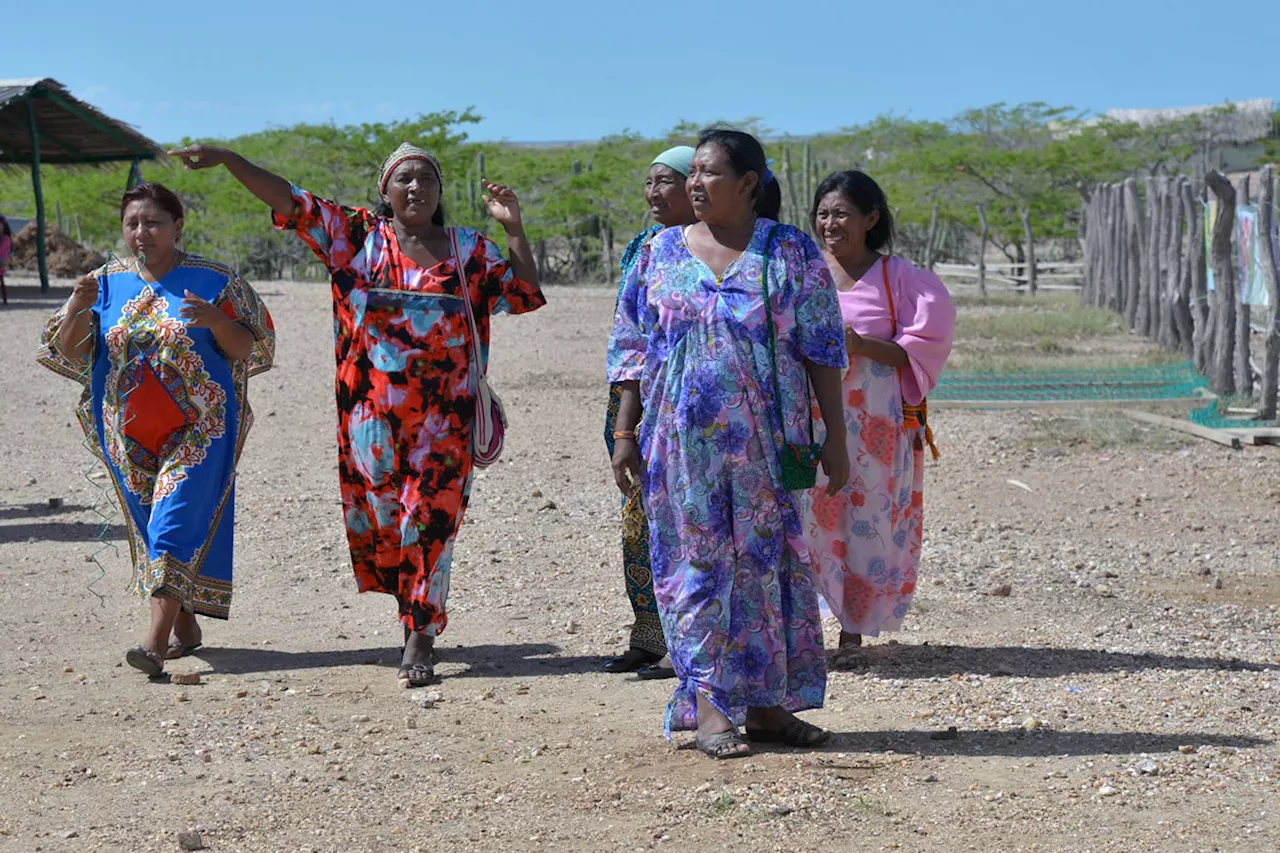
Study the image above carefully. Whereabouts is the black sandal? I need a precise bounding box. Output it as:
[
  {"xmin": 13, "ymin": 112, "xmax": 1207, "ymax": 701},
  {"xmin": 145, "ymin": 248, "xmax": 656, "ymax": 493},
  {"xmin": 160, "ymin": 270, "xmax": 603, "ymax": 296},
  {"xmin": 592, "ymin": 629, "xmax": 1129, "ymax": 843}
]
[
  {"xmin": 695, "ymin": 730, "xmax": 752, "ymax": 760},
  {"xmin": 746, "ymin": 717, "xmax": 831, "ymax": 748},
  {"xmin": 603, "ymin": 648, "xmax": 662, "ymax": 673},
  {"xmin": 125, "ymin": 646, "xmax": 165, "ymax": 677},
  {"xmin": 633, "ymin": 662, "xmax": 676, "ymax": 680}
]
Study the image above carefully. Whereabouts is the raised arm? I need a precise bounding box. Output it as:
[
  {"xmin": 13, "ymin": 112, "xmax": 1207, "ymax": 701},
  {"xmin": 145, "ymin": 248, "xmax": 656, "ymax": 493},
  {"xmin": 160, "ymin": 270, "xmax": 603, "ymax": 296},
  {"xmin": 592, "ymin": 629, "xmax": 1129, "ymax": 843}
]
[
  {"xmin": 170, "ymin": 146, "xmax": 294, "ymax": 216},
  {"xmin": 55, "ymin": 273, "xmax": 100, "ymax": 361},
  {"xmin": 482, "ymin": 180, "xmax": 539, "ymax": 289}
]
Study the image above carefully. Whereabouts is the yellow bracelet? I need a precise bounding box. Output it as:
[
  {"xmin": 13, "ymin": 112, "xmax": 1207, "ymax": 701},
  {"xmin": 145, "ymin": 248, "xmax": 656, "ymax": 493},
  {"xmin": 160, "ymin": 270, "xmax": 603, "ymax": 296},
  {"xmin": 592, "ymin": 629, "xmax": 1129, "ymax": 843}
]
[{"xmin": 613, "ymin": 430, "xmax": 637, "ymax": 440}]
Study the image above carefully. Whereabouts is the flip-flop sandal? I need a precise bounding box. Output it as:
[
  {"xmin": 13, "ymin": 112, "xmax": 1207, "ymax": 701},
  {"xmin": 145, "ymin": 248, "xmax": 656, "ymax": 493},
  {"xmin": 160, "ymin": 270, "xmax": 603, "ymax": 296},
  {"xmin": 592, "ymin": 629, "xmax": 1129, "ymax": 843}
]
[
  {"xmin": 397, "ymin": 663, "xmax": 435, "ymax": 689},
  {"xmin": 166, "ymin": 641, "xmax": 203, "ymax": 660},
  {"xmin": 125, "ymin": 647, "xmax": 165, "ymax": 677},
  {"xmin": 633, "ymin": 663, "xmax": 676, "ymax": 681},
  {"xmin": 695, "ymin": 730, "xmax": 752, "ymax": 760},
  {"xmin": 746, "ymin": 718, "xmax": 831, "ymax": 748}
]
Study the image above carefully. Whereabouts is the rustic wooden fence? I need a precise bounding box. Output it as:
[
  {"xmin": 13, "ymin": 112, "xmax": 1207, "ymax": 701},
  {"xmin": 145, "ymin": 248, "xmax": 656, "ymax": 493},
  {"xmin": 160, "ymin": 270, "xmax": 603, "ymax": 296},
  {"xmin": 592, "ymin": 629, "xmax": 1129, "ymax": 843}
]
[
  {"xmin": 935, "ymin": 260, "xmax": 1083, "ymax": 294},
  {"xmin": 1080, "ymin": 166, "xmax": 1280, "ymax": 418}
]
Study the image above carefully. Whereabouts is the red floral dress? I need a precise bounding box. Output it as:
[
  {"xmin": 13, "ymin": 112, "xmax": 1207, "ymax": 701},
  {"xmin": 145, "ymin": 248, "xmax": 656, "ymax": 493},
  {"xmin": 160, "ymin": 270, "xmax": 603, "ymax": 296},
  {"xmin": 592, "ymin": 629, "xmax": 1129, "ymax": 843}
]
[{"xmin": 274, "ymin": 186, "xmax": 545, "ymax": 633}]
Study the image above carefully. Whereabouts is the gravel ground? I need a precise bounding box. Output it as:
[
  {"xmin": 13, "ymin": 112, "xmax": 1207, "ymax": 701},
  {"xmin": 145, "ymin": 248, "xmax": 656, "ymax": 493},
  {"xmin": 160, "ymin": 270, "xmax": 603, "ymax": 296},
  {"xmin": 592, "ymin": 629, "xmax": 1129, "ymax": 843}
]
[{"xmin": 0, "ymin": 277, "xmax": 1276, "ymax": 853}]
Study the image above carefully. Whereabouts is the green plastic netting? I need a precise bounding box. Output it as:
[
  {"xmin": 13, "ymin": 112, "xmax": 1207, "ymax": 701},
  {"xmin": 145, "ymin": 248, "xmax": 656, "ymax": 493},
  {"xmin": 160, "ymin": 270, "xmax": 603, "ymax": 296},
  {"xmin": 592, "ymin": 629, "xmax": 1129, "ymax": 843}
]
[
  {"xmin": 932, "ymin": 361, "xmax": 1210, "ymax": 403},
  {"xmin": 933, "ymin": 361, "xmax": 1277, "ymax": 428}
]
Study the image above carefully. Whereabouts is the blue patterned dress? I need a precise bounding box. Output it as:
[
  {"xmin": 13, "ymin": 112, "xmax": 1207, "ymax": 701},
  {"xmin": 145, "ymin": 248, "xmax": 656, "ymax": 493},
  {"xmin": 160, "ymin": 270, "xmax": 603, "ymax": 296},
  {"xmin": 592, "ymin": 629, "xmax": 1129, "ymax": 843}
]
[
  {"xmin": 39, "ymin": 256, "xmax": 275, "ymax": 618},
  {"xmin": 607, "ymin": 221, "xmax": 847, "ymax": 734}
]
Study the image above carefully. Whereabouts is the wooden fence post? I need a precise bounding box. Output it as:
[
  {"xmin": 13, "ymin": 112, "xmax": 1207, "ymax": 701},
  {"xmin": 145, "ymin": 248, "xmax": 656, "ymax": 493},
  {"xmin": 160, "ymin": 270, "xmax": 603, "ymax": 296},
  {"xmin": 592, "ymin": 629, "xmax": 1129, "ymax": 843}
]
[
  {"xmin": 1171, "ymin": 177, "xmax": 1194, "ymax": 357},
  {"xmin": 1157, "ymin": 178, "xmax": 1178, "ymax": 350},
  {"xmin": 1110, "ymin": 183, "xmax": 1125, "ymax": 313},
  {"xmin": 1205, "ymin": 171, "xmax": 1238, "ymax": 396},
  {"xmin": 1235, "ymin": 176, "xmax": 1254, "ymax": 398},
  {"xmin": 1257, "ymin": 165, "xmax": 1280, "ymax": 419},
  {"xmin": 1123, "ymin": 179, "xmax": 1143, "ymax": 330},
  {"xmin": 1111, "ymin": 183, "xmax": 1131, "ymax": 312}
]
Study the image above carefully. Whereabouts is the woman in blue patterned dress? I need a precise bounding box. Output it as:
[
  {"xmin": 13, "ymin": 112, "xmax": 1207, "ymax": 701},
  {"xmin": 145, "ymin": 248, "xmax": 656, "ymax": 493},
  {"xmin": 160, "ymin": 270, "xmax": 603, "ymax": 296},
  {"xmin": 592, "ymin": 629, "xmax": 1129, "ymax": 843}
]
[
  {"xmin": 39, "ymin": 182, "xmax": 275, "ymax": 677},
  {"xmin": 603, "ymin": 145, "xmax": 697, "ymax": 680},
  {"xmin": 608, "ymin": 130, "xmax": 850, "ymax": 758}
]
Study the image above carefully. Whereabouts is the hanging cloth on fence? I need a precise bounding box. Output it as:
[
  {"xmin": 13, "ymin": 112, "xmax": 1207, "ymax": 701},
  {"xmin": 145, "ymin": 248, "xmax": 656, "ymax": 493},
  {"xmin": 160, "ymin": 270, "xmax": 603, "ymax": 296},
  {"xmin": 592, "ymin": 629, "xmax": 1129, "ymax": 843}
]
[{"xmin": 1236, "ymin": 204, "xmax": 1269, "ymax": 307}]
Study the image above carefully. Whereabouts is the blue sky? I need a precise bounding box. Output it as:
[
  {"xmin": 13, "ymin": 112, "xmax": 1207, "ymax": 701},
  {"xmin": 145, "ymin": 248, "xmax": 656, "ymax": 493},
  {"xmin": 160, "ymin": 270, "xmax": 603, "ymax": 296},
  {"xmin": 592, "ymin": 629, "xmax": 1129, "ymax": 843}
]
[{"xmin": 8, "ymin": 0, "xmax": 1278, "ymax": 146}]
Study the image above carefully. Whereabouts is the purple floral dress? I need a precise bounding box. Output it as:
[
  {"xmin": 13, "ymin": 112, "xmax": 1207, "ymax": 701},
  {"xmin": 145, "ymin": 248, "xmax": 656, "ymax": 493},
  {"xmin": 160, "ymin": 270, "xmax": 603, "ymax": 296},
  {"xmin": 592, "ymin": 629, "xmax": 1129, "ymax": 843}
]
[{"xmin": 607, "ymin": 220, "xmax": 847, "ymax": 735}]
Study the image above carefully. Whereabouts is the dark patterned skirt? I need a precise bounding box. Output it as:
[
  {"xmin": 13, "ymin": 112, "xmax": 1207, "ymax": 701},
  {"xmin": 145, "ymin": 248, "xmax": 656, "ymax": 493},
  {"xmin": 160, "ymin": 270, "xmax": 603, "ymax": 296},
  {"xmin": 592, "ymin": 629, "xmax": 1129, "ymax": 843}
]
[{"xmin": 605, "ymin": 383, "xmax": 666, "ymax": 656}]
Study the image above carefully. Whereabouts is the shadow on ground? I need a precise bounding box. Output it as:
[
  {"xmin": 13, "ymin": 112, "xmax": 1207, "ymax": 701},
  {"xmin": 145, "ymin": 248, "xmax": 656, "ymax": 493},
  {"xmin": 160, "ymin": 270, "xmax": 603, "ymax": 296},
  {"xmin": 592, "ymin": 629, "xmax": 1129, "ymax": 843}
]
[
  {"xmin": 815, "ymin": 728, "xmax": 1270, "ymax": 757},
  {"xmin": 197, "ymin": 642, "xmax": 607, "ymax": 678},
  {"xmin": 828, "ymin": 642, "xmax": 1276, "ymax": 677}
]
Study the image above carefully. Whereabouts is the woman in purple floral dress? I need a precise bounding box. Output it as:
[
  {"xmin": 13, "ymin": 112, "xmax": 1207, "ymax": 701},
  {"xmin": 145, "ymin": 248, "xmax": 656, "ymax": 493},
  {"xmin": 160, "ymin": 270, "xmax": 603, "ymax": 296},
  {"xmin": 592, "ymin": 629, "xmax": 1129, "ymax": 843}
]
[{"xmin": 608, "ymin": 130, "xmax": 849, "ymax": 759}]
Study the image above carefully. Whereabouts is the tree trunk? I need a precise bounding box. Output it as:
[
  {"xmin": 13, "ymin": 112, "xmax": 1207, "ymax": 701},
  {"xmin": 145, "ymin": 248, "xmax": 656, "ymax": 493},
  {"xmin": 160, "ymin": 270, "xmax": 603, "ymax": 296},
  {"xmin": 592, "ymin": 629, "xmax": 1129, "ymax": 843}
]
[
  {"xmin": 976, "ymin": 204, "xmax": 988, "ymax": 298},
  {"xmin": 1205, "ymin": 172, "xmax": 1237, "ymax": 395},
  {"xmin": 782, "ymin": 146, "xmax": 799, "ymax": 226},
  {"xmin": 923, "ymin": 203, "xmax": 940, "ymax": 270},
  {"xmin": 1258, "ymin": 165, "xmax": 1280, "ymax": 420},
  {"xmin": 1123, "ymin": 179, "xmax": 1143, "ymax": 330},
  {"xmin": 602, "ymin": 218, "xmax": 615, "ymax": 277},
  {"xmin": 1018, "ymin": 207, "xmax": 1037, "ymax": 295},
  {"xmin": 1182, "ymin": 180, "xmax": 1210, "ymax": 373},
  {"xmin": 802, "ymin": 144, "xmax": 812, "ymax": 214}
]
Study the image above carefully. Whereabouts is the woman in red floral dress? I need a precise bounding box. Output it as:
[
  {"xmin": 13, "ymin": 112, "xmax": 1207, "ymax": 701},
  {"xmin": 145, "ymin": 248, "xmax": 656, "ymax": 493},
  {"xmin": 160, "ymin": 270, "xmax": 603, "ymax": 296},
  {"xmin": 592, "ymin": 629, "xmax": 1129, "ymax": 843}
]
[{"xmin": 171, "ymin": 142, "xmax": 545, "ymax": 686}]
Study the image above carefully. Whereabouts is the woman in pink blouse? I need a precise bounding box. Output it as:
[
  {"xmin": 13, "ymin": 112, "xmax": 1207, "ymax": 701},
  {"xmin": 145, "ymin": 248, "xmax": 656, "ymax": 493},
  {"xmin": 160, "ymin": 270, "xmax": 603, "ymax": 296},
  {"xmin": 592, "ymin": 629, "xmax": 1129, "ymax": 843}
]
[{"xmin": 803, "ymin": 171, "xmax": 956, "ymax": 651}]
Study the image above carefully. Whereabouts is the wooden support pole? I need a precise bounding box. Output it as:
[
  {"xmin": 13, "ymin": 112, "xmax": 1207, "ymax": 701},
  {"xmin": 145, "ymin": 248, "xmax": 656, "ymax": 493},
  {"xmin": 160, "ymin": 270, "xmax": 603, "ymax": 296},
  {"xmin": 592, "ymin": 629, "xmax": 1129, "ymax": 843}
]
[{"xmin": 26, "ymin": 97, "xmax": 49, "ymax": 292}]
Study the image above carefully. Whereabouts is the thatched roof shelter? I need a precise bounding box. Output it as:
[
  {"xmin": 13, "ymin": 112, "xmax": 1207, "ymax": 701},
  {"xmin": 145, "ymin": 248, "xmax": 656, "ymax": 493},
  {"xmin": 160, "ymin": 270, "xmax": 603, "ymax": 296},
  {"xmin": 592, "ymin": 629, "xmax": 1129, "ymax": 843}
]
[{"xmin": 0, "ymin": 78, "xmax": 165, "ymax": 290}]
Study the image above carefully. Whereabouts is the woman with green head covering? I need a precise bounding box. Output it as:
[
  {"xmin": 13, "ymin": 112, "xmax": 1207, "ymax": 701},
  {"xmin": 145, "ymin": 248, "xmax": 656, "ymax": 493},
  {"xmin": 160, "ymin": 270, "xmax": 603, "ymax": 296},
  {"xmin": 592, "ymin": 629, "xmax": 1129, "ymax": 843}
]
[{"xmin": 602, "ymin": 145, "xmax": 697, "ymax": 680}]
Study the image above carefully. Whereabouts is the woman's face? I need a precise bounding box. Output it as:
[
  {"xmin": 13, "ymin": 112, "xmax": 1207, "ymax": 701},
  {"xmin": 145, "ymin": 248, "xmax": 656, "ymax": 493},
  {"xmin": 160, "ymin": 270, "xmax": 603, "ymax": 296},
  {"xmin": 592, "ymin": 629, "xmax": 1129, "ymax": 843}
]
[
  {"xmin": 384, "ymin": 160, "xmax": 441, "ymax": 228},
  {"xmin": 644, "ymin": 164, "xmax": 694, "ymax": 227},
  {"xmin": 121, "ymin": 199, "xmax": 182, "ymax": 262},
  {"xmin": 814, "ymin": 190, "xmax": 878, "ymax": 260},
  {"xmin": 687, "ymin": 143, "xmax": 757, "ymax": 225}
]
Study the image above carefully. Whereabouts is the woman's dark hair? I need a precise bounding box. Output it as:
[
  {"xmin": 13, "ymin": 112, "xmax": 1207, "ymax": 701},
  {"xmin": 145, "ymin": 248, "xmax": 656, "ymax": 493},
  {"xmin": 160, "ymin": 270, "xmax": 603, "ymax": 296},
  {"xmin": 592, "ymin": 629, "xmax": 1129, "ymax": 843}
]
[
  {"xmin": 810, "ymin": 170, "xmax": 895, "ymax": 252},
  {"xmin": 1, "ymin": 217, "xmax": 10, "ymax": 237},
  {"xmin": 120, "ymin": 181, "xmax": 185, "ymax": 222},
  {"xmin": 373, "ymin": 197, "xmax": 446, "ymax": 226},
  {"xmin": 696, "ymin": 128, "xmax": 782, "ymax": 220}
]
